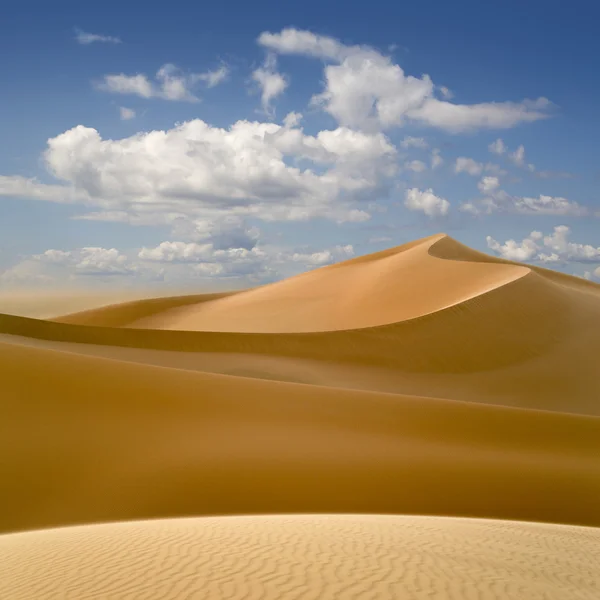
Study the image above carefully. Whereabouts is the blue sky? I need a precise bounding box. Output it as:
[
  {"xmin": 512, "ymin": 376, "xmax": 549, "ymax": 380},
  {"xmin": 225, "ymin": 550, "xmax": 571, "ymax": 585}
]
[{"xmin": 1, "ymin": 0, "xmax": 599, "ymax": 288}]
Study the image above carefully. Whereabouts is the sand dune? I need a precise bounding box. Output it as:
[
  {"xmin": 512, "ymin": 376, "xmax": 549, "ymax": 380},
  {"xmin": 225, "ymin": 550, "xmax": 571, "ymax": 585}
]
[
  {"xmin": 1, "ymin": 234, "xmax": 599, "ymax": 597},
  {"xmin": 1, "ymin": 515, "xmax": 599, "ymax": 599}
]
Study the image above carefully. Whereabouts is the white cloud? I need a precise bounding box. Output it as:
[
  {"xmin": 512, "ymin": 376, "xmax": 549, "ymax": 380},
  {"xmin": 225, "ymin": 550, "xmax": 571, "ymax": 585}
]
[
  {"xmin": 467, "ymin": 188, "xmax": 591, "ymax": 217},
  {"xmin": 583, "ymin": 267, "xmax": 600, "ymax": 281},
  {"xmin": 258, "ymin": 28, "xmax": 350, "ymax": 61},
  {"xmin": 1, "ymin": 246, "xmax": 137, "ymax": 284},
  {"xmin": 509, "ymin": 144, "xmax": 526, "ymax": 167},
  {"xmin": 405, "ymin": 159, "xmax": 427, "ymax": 173},
  {"xmin": 486, "ymin": 232, "xmax": 541, "ymax": 262},
  {"xmin": 488, "ymin": 138, "xmax": 507, "ymax": 155},
  {"xmin": 477, "ymin": 176, "xmax": 500, "ymax": 194},
  {"xmin": 75, "ymin": 28, "xmax": 121, "ymax": 45},
  {"xmin": 487, "ymin": 226, "xmax": 600, "ymax": 264},
  {"xmin": 287, "ymin": 244, "xmax": 354, "ymax": 266},
  {"xmin": 0, "ymin": 120, "xmax": 397, "ymax": 230},
  {"xmin": 455, "ymin": 157, "xmax": 484, "ymax": 176},
  {"xmin": 252, "ymin": 54, "xmax": 288, "ymax": 116},
  {"xmin": 194, "ymin": 64, "xmax": 229, "ymax": 88},
  {"xmin": 400, "ymin": 136, "xmax": 428, "ymax": 149},
  {"xmin": 99, "ymin": 73, "xmax": 154, "ymax": 98},
  {"xmin": 439, "ymin": 86, "xmax": 453, "ymax": 99},
  {"xmin": 431, "ymin": 148, "xmax": 443, "ymax": 169},
  {"xmin": 119, "ymin": 107, "xmax": 136, "ymax": 120},
  {"xmin": 97, "ymin": 63, "xmax": 227, "ymax": 102},
  {"xmin": 404, "ymin": 187, "xmax": 450, "ymax": 217},
  {"xmin": 0, "ymin": 175, "xmax": 87, "ymax": 203},
  {"xmin": 259, "ymin": 28, "xmax": 552, "ymax": 133},
  {"xmin": 407, "ymin": 97, "xmax": 552, "ymax": 133}
]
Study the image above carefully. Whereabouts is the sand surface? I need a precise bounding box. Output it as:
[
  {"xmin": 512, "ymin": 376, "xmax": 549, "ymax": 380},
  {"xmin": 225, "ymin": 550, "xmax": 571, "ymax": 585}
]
[
  {"xmin": 1, "ymin": 515, "xmax": 599, "ymax": 600},
  {"xmin": 1, "ymin": 233, "xmax": 599, "ymax": 598}
]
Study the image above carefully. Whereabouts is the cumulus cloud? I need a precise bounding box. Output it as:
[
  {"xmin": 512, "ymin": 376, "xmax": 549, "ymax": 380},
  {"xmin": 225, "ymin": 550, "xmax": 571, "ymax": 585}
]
[
  {"xmin": 119, "ymin": 107, "xmax": 136, "ymax": 120},
  {"xmin": 252, "ymin": 54, "xmax": 288, "ymax": 116},
  {"xmin": 75, "ymin": 28, "xmax": 121, "ymax": 45},
  {"xmin": 0, "ymin": 120, "xmax": 397, "ymax": 231},
  {"xmin": 259, "ymin": 28, "xmax": 552, "ymax": 133},
  {"xmin": 97, "ymin": 63, "xmax": 228, "ymax": 102},
  {"xmin": 138, "ymin": 239, "xmax": 354, "ymax": 278},
  {"xmin": 404, "ymin": 187, "xmax": 450, "ymax": 217},
  {"xmin": 487, "ymin": 226, "xmax": 600, "ymax": 264}
]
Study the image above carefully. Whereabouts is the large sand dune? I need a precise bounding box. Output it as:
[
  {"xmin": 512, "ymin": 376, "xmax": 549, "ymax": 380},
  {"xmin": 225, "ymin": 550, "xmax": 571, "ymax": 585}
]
[
  {"xmin": 1, "ymin": 515, "xmax": 599, "ymax": 599},
  {"xmin": 1, "ymin": 234, "xmax": 599, "ymax": 598}
]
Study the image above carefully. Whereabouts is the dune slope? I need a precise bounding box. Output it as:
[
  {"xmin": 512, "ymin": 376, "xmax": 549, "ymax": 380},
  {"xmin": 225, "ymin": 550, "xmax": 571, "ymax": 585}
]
[
  {"xmin": 1, "ymin": 515, "xmax": 599, "ymax": 600},
  {"xmin": 0, "ymin": 234, "xmax": 599, "ymax": 539},
  {"xmin": 0, "ymin": 337, "xmax": 599, "ymax": 534}
]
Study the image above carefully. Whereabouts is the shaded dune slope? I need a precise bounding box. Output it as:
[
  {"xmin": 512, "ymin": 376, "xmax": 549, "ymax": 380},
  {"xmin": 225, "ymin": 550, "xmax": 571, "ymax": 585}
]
[
  {"xmin": 0, "ymin": 337, "xmax": 599, "ymax": 534},
  {"xmin": 1, "ymin": 515, "xmax": 599, "ymax": 600}
]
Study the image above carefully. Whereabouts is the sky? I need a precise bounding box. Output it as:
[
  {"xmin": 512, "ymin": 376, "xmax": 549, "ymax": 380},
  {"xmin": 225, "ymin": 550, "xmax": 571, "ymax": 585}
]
[{"xmin": 1, "ymin": 0, "xmax": 600, "ymax": 289}]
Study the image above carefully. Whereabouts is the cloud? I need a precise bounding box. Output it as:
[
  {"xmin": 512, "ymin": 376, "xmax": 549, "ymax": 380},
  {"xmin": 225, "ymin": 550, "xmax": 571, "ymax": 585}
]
[
  {"xmin": 119, "ymin": 107, "xmax": 136, "ymax": 120},
  {"xmin": 486, "ymin": 232, "xmax": 541, "ymax": 261},
  {"xmin": 509, "ymin": 144, "xmax": 526, "ymax": 167},
  {"xmin": 454, "ymin": 157, "xmax": 506, "ymax": 178},
  {"xmin": 487, "ymin": 226, "xmax": 600, "ymax": 264},
  {"xmin": 407, "ymin": 97, "xmax": 552, "ymax": 133},
  {"xmin": 259, "ymin": 28, "xmax": 552, "ymax": 133},
  {"xmin": 286, "ymin": 244, "xmax": 354, "ymax": 266},
  {"xmin": 477, "ymin": 176, "xmax": 500, "ymax": 194},
  {"xmin": 0, "ymin": 119, "xmax": 397, "ymax": 230},
  {"xmin": 75, "ymin": 28, "xmax": 121, "ymax": 45},
  {"xmin": 454, "ymin": 157, "xmax": 484, "ymax": 176},
  {"xmin": 431, "ymin": 148, "xmax": 443, "ymax": 169},
  {"xmin": 463, "ymin": 186, "xmax": 592, "ymax": 217},
  {"xmin": 488, "ymin": 138, "xmax": 507, "ymax": 155},
  {"xmin": 400, "ymin": 136, "xmax": 428, "ymax": 149},
  {"xmin": 252, "ymin": 54, "xmax": 288, "ymax": 116},
  {"xmin": 404, "ymin": 187, "xmax": 450, "ymax": 217},
  {"xmin": 405, "ymin": 160, "xmax": 427, "ymax": 173},
  {"xmin": 194, "ymin": 64, "xmax": 229, "ymax": 88},
  {"xmin": 583, "ymin": 267, "xmax": 600, "ymax": 281},
  {"xmin": 97, "ymin": 63, "xmax": 227, "ymax": 102},
  {"xmin": 1, "ymin": 246, "xmax": 137, "ymax": 284},
  {"xmin": 258, "ymin": 28, "xmax": 349, "ymax": 61},
  {"xmin": 438, "ymin": 86, "xmax": 453, "ymax": 99}
]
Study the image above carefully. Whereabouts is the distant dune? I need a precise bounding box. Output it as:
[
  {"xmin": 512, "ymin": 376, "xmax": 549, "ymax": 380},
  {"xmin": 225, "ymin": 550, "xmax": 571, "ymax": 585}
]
[
  {"xmin": 1, "ymin": 234, "xmax": 599, "ymax": 598},
  {"xmin": 1, "ymin": 515, "xmax": 598, "ymax": 599}
]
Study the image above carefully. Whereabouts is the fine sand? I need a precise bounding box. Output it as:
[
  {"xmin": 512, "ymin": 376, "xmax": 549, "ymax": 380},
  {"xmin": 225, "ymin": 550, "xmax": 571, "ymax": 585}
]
[
  {"xmin": 1, "ymin": 515, "xmax": 599, "ymax": 599},
  {"xmin": 1, "ymin": 233, "xmax": 599, "ymax": 598}
]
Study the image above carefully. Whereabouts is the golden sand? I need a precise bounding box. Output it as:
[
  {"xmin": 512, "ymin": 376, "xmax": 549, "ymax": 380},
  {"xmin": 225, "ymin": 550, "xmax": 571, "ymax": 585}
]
[
  {"xmin": 0, "ymin": 234, "xmax": 599, "ymax": 598},
  {"xmin": 1, "ymin": 515, "xmax": 598, "ymax": 600}
]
